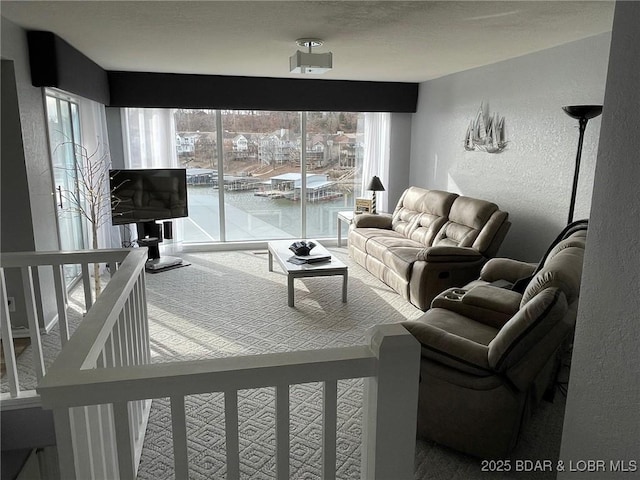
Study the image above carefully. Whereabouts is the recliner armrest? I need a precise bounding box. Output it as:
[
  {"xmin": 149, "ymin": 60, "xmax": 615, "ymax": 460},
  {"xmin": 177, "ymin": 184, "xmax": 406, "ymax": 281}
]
[
  {"xmin": 488, "ymin": 288, "xmax": 570, "ymax": 389},
  {"xmin": 402, "ymin": 313, "xmax": 491, "ymax": 376},
  {"xmin": 431, "ymin": 286, "xmax": 522, "ymax": 329},
  {"xmin": 416, "ymin": 245, "xmax": 484, "ymax": 263},
  {"xmin": 479, "ymin": 258, "xmax": 537, "ymax": 283},
  {"xmin": 352, "ymin": 213, "xmax": 393, "ymax": 229}
]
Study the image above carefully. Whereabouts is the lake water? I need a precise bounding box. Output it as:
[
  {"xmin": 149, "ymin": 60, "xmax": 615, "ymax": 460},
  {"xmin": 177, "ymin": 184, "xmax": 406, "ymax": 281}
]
[{"xmin": 183, "ymin": 186, "xmax": 356, "ymax": 243}]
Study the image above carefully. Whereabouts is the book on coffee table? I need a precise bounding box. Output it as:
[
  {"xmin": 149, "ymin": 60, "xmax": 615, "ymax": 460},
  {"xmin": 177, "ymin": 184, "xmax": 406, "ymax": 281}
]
[{"xmin": 287, "ymin": 254, "xmax": 331, "ymax": 265}]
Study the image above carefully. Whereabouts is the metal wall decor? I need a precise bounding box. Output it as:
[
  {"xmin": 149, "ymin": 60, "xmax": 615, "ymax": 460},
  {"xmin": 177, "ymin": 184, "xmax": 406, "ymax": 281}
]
[{"xmin": 464, "ymin": 102, "xmax": 508, "ymax": 153}]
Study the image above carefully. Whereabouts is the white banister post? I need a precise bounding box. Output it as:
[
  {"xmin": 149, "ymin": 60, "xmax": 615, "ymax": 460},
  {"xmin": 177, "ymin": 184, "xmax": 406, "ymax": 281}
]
[
  {"xmin": 21, "ymin": 266, "xmax": 45, "ymax": 380},
  {"xmin": 52, "ymin": 408, "xmax": 78, "ymax": 480},
  {"xmin": 275, "ymin": 384, "xmax": 290, "ymax": 480},
  {"xmin": 52, "ymin": 264, "xmax": 70, "ymax": 345},
  {"xmin": 81, "ymin": 263, "xmax": 93, "ymax": 310},
  {"xmin": 361, "ymin": 324, "xmax": 421, "ymax": 480},
  {"xmin": 113, "ymin": 401, "xmax": 135, "ymax": 480},
  {"xmin": 139, "ymin": 271, "xmax": 150, "ymax": 364},
  {"xmin": 224, "ymin": 390, "xmax": 240, "ymax": 480},
  {"xmin": 170, "ymin": 395, "xmax": 189, "ymax": 479},
  {"xmin": 322, "ymin": 379, "xmax": 338, "ymax": 480},
  {"xmin": 0, "ymin": 270, "xmax": 20, "ymax": 397}
]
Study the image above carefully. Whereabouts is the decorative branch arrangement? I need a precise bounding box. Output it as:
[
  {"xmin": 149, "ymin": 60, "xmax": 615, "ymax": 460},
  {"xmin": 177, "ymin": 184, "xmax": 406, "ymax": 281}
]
[
  {"xmin": 464, "ymin": 103, "xmax": 508, "ymax": 153},
  {"xmin": 55, "ymin": 142, "xmax": 119, "ymax": 296}
]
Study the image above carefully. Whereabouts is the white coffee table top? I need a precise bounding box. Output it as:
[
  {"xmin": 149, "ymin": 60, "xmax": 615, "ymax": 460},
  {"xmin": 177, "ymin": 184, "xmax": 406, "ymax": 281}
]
[{"xmin": 267, "ymin": 239, "xmax": 346, "ymax": 273}]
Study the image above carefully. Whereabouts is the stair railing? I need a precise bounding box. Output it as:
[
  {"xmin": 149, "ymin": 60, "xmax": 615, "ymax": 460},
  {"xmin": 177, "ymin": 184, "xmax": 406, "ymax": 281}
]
[
  {"xmin": 3, "ymin": 248, "xmax": 421, "ymax": 480},
  {"xmin": 1, "ymin": 248, "xmax": 147, "ymax": 409}
]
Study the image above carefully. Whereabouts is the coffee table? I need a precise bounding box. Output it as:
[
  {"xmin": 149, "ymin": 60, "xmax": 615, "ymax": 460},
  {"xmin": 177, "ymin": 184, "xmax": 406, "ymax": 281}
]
[{"xmin": 267, "ymin": 239, "xmax": 348, "ymax": 307}]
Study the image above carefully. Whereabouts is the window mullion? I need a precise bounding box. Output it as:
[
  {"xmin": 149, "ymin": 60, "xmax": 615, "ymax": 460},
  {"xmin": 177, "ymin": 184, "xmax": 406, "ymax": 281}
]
[{"xmin": 215, "ymin": 110, "xmax": 226, "ymax": 242}]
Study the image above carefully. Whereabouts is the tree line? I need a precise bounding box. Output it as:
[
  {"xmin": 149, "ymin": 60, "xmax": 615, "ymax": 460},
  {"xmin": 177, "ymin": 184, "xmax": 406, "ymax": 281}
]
[{"xmin": 174, "ymin": 110, "xmax": 359, "ymax": 135}]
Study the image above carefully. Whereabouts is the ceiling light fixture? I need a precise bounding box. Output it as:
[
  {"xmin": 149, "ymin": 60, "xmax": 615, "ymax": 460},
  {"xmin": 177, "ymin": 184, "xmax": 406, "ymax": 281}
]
[{"xmin": 289, "ymin": 38, "xmax": 332, "ymax": 75}]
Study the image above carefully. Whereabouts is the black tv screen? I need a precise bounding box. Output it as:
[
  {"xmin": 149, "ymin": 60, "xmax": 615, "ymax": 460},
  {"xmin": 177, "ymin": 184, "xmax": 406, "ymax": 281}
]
[{"xmin": 110, "ymin": 169, "xmax": 188, "ymax": 225}]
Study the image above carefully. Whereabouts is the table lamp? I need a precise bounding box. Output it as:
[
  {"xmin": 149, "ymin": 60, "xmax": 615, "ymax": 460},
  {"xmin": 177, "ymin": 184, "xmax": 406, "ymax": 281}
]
[{"xmin": 367, "ymin": 176, "xmax": 385, "ymax": 214}]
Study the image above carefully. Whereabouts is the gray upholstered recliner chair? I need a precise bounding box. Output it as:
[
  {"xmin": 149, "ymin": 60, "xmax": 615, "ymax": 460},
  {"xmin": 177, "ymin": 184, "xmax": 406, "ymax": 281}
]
[{"xmin": 401, "ymin": 226, "xmax": 587, "ymax": 458}]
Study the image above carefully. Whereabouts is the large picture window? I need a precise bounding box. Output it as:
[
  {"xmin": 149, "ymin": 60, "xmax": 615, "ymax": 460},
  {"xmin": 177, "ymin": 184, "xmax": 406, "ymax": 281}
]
[{"xmin": 123, "ymin": 108, "xmax": 386, "ymax": 244}]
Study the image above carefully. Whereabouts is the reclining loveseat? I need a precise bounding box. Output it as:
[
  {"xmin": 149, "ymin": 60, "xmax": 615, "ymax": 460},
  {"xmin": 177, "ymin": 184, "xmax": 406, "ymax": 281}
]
[
  {"xmin": 348, "ymin": 187, "xmax": 511, "ymax": 310},
  {"xmin": 401, "ymin": 224, "xmax": 587, "ymax": 457}
]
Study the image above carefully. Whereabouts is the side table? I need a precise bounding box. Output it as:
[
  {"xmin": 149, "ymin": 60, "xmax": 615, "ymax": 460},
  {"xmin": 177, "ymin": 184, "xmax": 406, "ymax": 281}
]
[{"xmin": 337, "ymin": 211, "xmax": 355, "ymax": 247}]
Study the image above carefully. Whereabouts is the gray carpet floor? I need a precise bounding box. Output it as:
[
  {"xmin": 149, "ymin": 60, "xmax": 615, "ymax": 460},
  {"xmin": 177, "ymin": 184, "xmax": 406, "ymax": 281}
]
[{"xmin": 3, "ymin": 247, "xmax": 567, "ymax": 479}]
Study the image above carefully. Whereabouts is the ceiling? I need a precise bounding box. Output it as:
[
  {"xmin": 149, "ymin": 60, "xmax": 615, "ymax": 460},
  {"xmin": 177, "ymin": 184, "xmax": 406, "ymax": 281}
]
[{"xmin": 1, "ymin": 1, "xmax": 615, "ymax": 83}]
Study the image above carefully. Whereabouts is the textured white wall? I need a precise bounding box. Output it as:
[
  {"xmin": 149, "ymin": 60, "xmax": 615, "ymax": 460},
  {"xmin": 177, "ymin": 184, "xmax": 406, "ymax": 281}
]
[
  {"xmin": 387, "ymin": 113, "xmax": 413, "ymax": 211},
  {"xmin": 1, "ymin": 17, "xmax": 59, "ymax": 253},
  {"xmin": 559, "ymin": 2, "xmax": 640, "ymax": 476},
  {"xmin": 410, "ymin": 34, "xmax": 611, "ymax": 261},
  {"xmin": 1, "ymin": 17, "xmax": 59, "ymax": 328}
]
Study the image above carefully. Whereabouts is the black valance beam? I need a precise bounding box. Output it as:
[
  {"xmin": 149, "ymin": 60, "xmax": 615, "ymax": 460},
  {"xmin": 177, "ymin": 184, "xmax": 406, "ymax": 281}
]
[
  {"xmin": 27, "ymin": 31, "xmax": 418, "ymax": 112},
  {"xmin": 108, "ymin": 71, "xmax": 418, "ymax": 113},
  {"xmin": 27, "ymin": 31, "xmax": 110, "ymax": 105}
]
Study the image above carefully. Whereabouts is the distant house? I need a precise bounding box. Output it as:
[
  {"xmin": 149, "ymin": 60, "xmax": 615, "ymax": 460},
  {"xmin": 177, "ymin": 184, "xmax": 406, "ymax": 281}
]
[
  {"xmin": 232, "ymin": 134, "xmax": 249, "ymax": 160},
  {"xmin": 258, "ymin": 129, "xmax": 298, "ymax": 165},
  {"xmin": 233, "ymin": 135, "xmax": 248, "ymax": 150},
  {"xmin": 307, "ymin": 137, "xmax": 325, "ymax": 167},
  {"xmin": 331, "ymin": 133, "xmax": 362, "ymax": 167},
  {"xmin": 176, "ymin": 133, "xmax": 198, "ymax": 155}
]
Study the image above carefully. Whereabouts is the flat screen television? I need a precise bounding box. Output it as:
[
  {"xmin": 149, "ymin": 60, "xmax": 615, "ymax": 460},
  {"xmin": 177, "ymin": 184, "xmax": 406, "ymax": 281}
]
[{"xmin": 110, "ymin": 168, "xmax": 188, "ymax": 226}]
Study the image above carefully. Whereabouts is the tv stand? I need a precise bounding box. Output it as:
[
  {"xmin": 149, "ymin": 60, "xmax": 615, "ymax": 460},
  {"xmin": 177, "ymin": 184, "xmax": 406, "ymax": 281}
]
[
  {"xmin": 137, "ymin": 221, "xmax": 185, "ymax": 273},
  {"xmin": 145, "ymin": 255, "xmax": 184, "ymax": 272}
]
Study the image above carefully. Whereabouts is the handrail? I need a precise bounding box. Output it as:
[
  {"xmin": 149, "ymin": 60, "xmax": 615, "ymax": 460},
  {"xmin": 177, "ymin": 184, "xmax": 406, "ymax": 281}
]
[
  {"xmin": 3, "ymin": 248, "xmax": 421, "ymax": 479},
  {"xmin": 39, "ymin": 321, "xmax": 420, "ymax": 480},
  {"xmin": 2, "ymin": 248, "xmax": 152, "ymax": 480},
  {"xmin": 38, "ymin": 345, "xmax": 377, "ymax": 408},
  {"xmin": 1, "ymin": 248, "xmax": 146, "ymax": 405},
  {"xmin": 44, "ymin": 248, "xmax": 148, "ymax": 370},
  {"xmin": 0, "ymin": 248, "xmax": 131, "ymax": 268}
]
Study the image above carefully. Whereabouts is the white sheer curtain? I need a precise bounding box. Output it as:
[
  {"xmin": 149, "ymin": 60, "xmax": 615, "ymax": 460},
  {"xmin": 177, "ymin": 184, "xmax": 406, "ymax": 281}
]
[
  {"xmin": 122, "ymin": 108, "xmax": 178, "ymax": 169},
  {"xmin": 121, "ymin": 108, "xmax": 183, "ymax": 253},
  {"xmin": 362, "ymin": 112, "xmax": 391, "ymax": 212},
  {"xmin": 78, "ymin": 97, "xmax": 121, "ymax": 251}
]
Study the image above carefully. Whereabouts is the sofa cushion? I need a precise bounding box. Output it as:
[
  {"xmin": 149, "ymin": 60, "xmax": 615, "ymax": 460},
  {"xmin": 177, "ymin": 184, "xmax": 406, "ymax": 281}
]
[
  {"xmin": 472, "ymin": 210, "xmax": 509, "ymax": 253},
  {"xmin": 381, "ymin": 246, "xmax": 425, "ymax": 281},
  {"xmin": 488, "ymin": 287, "xmax": 568, "ymax": 371},
  {"xmin": 348, "ymin": 227, "xmax": 407, "ymax": 253},
  {"xmin": 433, "ymin": 196, "xmax": 499, "ymax": 249},
  {"xmin": 521, "ymin": 245, "xmax": 584, "ymax": 307},
  {"xmin": 392, "ymin": 187, "xmax": 457, "ymax": 243},
  {"xmin": 350, "ymin": 228, "xmax": 425, "ymax": 280},
  {"xmin": 403, "ymin": 308, "xmax": 496, "ymax": 376},
  {"xmin": 545, "ymin": 234, "xmax": 586, "ymax": 262},
  {"xmin": 407, "ymin": 214, "xmax": 448, "ymax": 246}
]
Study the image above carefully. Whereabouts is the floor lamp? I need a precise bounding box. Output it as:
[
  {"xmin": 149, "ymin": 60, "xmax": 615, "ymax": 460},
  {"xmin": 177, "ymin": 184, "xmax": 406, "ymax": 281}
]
[{"xmin": 562, "ymin": 105, "xmax": 603, "ymax": 224}]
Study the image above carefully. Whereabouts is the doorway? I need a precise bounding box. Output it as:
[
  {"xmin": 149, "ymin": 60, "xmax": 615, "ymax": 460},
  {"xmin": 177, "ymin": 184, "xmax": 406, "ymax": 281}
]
[{"xmin": 45, "ymin": 92, "xmax": 86, "ymax": 286}]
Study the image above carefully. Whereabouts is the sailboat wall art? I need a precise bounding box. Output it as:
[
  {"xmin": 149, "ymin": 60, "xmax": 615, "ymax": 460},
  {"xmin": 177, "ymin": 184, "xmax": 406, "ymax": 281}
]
[{"xmin": 464, "ymin": 103, "xmax": 508, "ymax": 153}]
